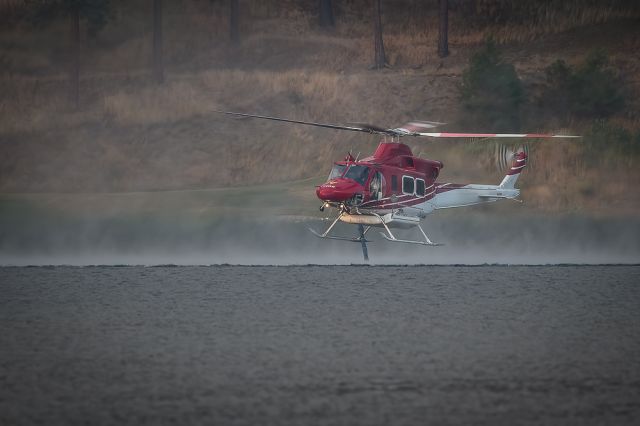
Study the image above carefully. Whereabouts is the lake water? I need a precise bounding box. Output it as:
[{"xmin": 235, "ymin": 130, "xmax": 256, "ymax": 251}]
[{"xmin": 1, "ymin": 265, "xmax": 639, "ymax": 425}]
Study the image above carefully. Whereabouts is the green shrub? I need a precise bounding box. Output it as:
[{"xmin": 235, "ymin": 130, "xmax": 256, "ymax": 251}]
[
  {"xmin": 460, "ymin": 39, "xmax": 525, "ymax": 131},
  {"xmin": 583, "ymin": 120, "xmax": 640, "ymax": 166},
  {"xmin": 542, "ymin": 51, "xmax": 625, "ymax": 119},
  {"xmin": 453, "ymin": 0, "xmax": 640, "ymax": 28}
]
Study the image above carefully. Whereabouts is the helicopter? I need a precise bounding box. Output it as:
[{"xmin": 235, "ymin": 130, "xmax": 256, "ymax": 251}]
[{"xmin": 216, "ymin": 110, "xmax": 579, "ymax": 261}]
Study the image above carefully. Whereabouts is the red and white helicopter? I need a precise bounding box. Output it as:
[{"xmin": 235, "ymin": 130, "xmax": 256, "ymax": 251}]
[{"xmin": 217, "ymin": 111, "xmax": 578, "ymax": 260}]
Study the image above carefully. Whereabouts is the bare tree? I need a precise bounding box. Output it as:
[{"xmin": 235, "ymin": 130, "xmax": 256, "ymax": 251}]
[
  {"xmin": 70, "ymin": 4, "xmax": 80, "ymax": 108},
  {"xmin": 411, "ymin": 0, "xmax": 427, "ymax": 33},
  {"xmin": 438, "ymin": 0, "xmax": 449, "ymax": 58},
  {"xmin": 230, "ymin": 0, "xmax": 239, "ymax": 43},
  {"xmin": 319, "ymin": 0, "xmax": 334, "ymax": 28},
  {"xmin": 153, "ymin": 0, "xmax": 164, "ymax": 83},
  {"xmin": 373, "ymin": 0, "xmax": 386, "ymax": 68}
]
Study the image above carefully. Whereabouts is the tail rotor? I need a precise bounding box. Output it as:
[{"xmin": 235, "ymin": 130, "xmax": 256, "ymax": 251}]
[{"xmin": 495, "ymin": 143, "xmax": 530, "ymax": 174}]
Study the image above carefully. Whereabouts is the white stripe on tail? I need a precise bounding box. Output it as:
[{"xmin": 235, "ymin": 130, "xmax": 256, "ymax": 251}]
[{"xmin": 499, "ymin": 151, "xmax": 527, "ymax": 189}]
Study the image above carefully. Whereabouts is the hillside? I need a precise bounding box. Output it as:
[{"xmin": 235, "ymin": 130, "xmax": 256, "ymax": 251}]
[{"xmin": 1, "ymin": 0, "xmax": 639, "ymax": 214}]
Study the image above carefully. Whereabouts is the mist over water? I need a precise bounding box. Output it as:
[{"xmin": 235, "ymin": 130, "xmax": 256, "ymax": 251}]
[{"xmin": 1, "ymin": 210, "xmax": 638, "ymax": 265}]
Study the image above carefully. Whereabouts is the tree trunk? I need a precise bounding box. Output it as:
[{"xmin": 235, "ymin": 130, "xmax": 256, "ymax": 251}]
[
  {"xmin": 319, "ymin": 0, "xmax": 334, "ymax": 28},
  {"xmin": 373, "ymin": 0, "xmax": 386, "ymax": 69},
  {"xmin": 438, "ymin": 0, "xmax": 449, "ymax": 58},
  {"xmin": 412, "ymin": 0, "xmax": 427, "ymax": 33},
  {"xmin": 230, "ymin": 0, "xmax": 239, "ymax": 44},
  {"xmin": 69, "ymin": 6, "xmax": 80, "ymax": 109},
  {"xmin": 153, "ymin": 0, "xmax": 164, "ymax": 83}
]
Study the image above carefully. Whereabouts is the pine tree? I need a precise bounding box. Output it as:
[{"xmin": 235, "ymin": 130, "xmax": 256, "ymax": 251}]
[
  {"xmin": 438, "ymin": 0, "xmax": 449, "ymax": 58},
  {"xmin": 230, "ymin": 0, "xmax": 239, "ymax": 44},
  {"xmin": 319, "ymin": 0, "xmax": 334, "ymax": 28},
  {"xmin": 29, "ymin": 0, "xmax": 111, "ymax": 109},
  {"xmin": 153, "ymin": 0, "xmax": 163, "ymax": 84},
  {"xmin": 372, "ymin": 0, "xmax": 386, "ymax": 69}
]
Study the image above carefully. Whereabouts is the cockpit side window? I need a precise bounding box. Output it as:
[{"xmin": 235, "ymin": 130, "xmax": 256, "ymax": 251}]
[{"xmin": 369, "ymin": 171, "xmax": 384, "ymax": 200}]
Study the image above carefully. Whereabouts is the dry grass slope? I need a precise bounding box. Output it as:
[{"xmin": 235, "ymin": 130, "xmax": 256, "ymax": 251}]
[{"xmin": 1, "ymin": 0, "xmax": 639, "ymax": 214}]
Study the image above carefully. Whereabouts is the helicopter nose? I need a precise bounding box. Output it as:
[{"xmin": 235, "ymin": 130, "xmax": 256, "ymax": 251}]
[{"xmin": 316, "ymin": 178, "xmax": 363, "ymax": 202}]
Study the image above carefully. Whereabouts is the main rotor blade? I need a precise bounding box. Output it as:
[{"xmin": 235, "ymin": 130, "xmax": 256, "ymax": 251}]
[
  {"xmin": 391, "ymin": 121, "xmax": 446, "ymax": 135},
  {"xmin": 214, "ymin": 110, "xmax": 580, "ymax": 139},
  {"xmin": 214, "ymin": 110, "xmax": 396, "ymax": 136},
  {"xmin": 413, "ymin": 132, "xmax": 581, "ymax": 139}
]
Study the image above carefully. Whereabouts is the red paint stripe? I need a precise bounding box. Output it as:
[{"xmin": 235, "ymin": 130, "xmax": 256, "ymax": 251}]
[
  {"xmin": 507, "ymin": 152, "xmax": 527, "ymax": 175},
  {"xmin": 364, "ymin": 194, "xmax": 435, "ymax": 210}
]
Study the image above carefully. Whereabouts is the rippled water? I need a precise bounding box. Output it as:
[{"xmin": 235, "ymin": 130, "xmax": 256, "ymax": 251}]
[{"xmin": 1, "ymin": 266, "xmax": 639, "ymax": 425}]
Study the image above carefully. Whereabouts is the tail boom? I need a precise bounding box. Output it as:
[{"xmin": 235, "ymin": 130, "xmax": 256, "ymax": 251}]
[{"xmin": 431, "ymin": 151, "xmax": 527, "ymax": 209}]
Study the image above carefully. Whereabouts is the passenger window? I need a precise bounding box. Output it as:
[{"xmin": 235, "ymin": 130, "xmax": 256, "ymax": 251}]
[
  {"xmin": 402, "ymin": 176, "xmax": 414, "ymax": 194},
  {"xmin": 416, "ymin": 179, "xmax": 425, "ymax": 196},
  {"xmin": 391, "ymin": 175, "xmax": 398, "ymax": 193}
]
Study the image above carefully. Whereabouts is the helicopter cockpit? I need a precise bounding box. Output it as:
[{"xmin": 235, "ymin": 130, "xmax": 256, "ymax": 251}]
[{"xmin": 327, "ymin": 164, "xmax": 371, "ymax": 186}]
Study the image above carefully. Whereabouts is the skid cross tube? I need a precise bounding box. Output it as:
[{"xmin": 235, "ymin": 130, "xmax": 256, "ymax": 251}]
[{"xmin": 308, "ymin": 213, "xmax": 373, "ymax": 243}]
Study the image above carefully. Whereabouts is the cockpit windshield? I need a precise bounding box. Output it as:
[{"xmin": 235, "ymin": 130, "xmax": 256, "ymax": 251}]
[
  {"xmin": 343, "ymin": 165, "xmax": 370, "ymax": 185},
  {"xmin": 327, "ymin": 164, "xmax": 371, "ymax": 186},
  {"xmin": 328, "ymin": 164, "xmax": 346, "ymax": 181}
]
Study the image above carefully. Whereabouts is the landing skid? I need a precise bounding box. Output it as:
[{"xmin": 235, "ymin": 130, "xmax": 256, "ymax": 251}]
[
  {"xmin": 308, "ymin": 228, "xmax": 371, "ymax": 243},
  {"xmin": 309, "ymin": 213, "xmax": 441, "ymax": 260},
  {"xmin": 379, "ymin": 223, "xmax": 442, "ymax": 247}
]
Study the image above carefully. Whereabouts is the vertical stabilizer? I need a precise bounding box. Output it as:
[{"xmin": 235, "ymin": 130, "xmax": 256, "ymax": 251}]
[{"xmin": 499, "ymin": 151, "xmax": 527, "ymax": 188}]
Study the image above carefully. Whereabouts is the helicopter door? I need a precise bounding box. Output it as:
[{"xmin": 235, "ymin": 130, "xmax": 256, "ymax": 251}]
[{"xmin": 369, "ymin": 171, "xmax": 384, "ymax": 200}]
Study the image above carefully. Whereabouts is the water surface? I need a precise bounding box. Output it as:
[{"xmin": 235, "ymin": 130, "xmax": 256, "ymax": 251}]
[{"xmin": 1, "ymin": 266, "xmax": 639, "ymax": 425}]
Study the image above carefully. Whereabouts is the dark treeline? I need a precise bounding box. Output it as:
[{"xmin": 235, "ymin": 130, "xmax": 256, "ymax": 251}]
[
  {"xmin": 10, "ymin": 0, "xmax": 639, "ymax": 29},
  {"xmin": 24, "ymin": 0, "xmax": 112, "ymax": 108},
  {"xmin": 4, "ymin": 0, "xmax": 639, "ymax": 109}
]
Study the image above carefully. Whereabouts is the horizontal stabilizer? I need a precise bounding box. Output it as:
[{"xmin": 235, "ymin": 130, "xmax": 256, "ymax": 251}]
[{"xmin": 478, "ymin": 195, "xmax": 523, "ymax": 203}]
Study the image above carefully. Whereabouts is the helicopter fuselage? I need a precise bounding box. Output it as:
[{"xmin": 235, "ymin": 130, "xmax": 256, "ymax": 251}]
[
  {"xmin": 316, "ymin": 142, "xmax": 443, "ymax": 210},
  {"xmin": 316, "ymin": 141, "xmax": 522, "ymax": 228}
]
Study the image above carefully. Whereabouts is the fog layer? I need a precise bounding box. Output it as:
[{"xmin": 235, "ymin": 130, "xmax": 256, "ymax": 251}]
[{"xmin": 1, "ymin": 208, "xmax": 638, "ymax": 265}]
